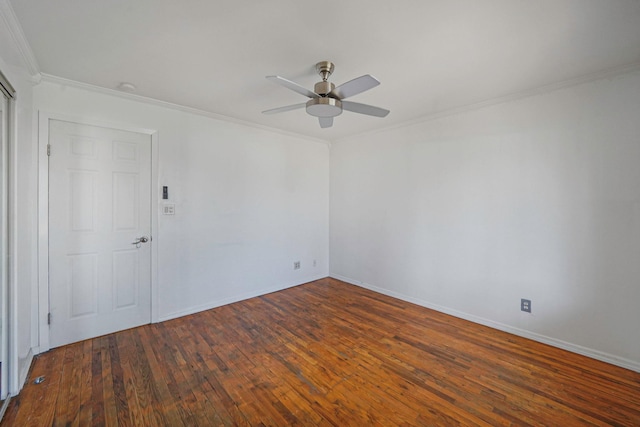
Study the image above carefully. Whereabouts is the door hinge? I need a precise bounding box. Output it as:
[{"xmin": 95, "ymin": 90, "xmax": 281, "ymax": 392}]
[
  {"xmin": 47, "ymin": 144, "xmax": 51, "ymax": 156},
  {"xmin": 47, "ymin": 312, "xmax": 52, "ymax": 325}
]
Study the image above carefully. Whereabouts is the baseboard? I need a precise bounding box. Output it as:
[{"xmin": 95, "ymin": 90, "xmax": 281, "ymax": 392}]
[
  {"xmin": 331, "ymin": 274, "xmax": 640, "ymax": 373},
  {"xmin": 17, "ymin": 347, "xmax": 35, "ymax": 392},
  {"xmin": 0, "ymin": 396, "xmax": 10, "ymax": 423},
  {"xmin": 158, "ymin": 274, "xmax": 328, "ymax": 322}
]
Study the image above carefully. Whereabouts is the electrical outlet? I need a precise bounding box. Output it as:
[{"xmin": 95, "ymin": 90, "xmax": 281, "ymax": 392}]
[
  {"xmin": 521, "ymin": 299, "xmax": 531, "ymax": 313},
  {"xmin": 162, "ymin": 204, "xmax": 175, "ymax": 215},
  {"xmin": 293, "ymin": 261, "xmax": 301, "ymax": 270}
]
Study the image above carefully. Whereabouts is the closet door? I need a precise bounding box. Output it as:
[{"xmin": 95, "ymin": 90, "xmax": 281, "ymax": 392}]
[{"xmin": 0, "ymin": 84, "xmax": 10, "ymax": 405}]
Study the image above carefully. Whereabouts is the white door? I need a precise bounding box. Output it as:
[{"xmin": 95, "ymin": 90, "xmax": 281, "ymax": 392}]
[{"xmin": 49, "ymin": 120, "xmax": 151, "ymax": 348}]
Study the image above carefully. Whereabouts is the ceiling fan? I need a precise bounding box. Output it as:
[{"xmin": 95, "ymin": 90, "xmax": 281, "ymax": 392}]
[{"xmin": 262, "ymin": 61, "xmax": 390, "ymax": 128}]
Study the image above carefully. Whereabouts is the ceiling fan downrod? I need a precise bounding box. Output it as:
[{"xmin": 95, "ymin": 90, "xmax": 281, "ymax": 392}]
[{"xmin": 314, "ymin": 61, "xmax": 335, "ymax": 97}]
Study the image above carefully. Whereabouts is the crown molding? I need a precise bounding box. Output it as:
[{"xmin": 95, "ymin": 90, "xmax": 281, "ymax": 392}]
[
  {"xmin": 0, "ymin": 0, "xmax": 41, "ymax": 82},
  {"xmin": 41, "ymin": 58, "xmax": 640, "ymax": 146},
  {"xmin": 333, "ymin": 60, "xmax": 640, "ymax": 144},
  {"xmin": 40, "ymin": 73, "xmax": 330, "ymax": 146}
]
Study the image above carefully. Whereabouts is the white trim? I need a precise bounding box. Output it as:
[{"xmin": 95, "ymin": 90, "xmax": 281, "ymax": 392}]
[
  {"xmin": 332, "ymin": 60, "xmax": 640, "ymax": 143},
  {"xmin": 331, "ymin": 274, "xmax": 640, "ymax": 374},
  {"xmin": 150, "ymin": 133, "xmax": 160, "ymax": 323},
  {"xmin": 0, "ymin": 395, "xmax": 10, "ymax": 422},
  {"xmin": 36, "ymin": 112, "xmax": 49, "ymax": 352},
  {"xmin": 0, "ymin": 0, "xmax": 41, "ymax": 82},
  {"xmin": 158, "ymin": 274, "xmax": 326, "ymax": 322},
  {"xmin": 37, "ymin": 111, "xmax": 159, "ymax": 353},
  {"xmin": 38, "ymin": 61, "xmax": 640, "ymax": 147},
  {"xmin": 17, "ymin": 347, "xmax": 33, "ymax": 392},
  {"xmin": 7, "ymin": 94, "xmax": 19, "ymax": 394},
  {"xmin": 40, "ymin": 74, "xmax": 330, "ymax": 146}
]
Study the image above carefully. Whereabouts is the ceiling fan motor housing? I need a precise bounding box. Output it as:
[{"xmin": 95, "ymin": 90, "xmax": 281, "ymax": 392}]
[
  {"xmin": 314, "ymin": 81, "xmax": 334, "ymax": 96},
  {"xmin": 308, "ymin": 72, "xmax": 342, "ymax": 117}
]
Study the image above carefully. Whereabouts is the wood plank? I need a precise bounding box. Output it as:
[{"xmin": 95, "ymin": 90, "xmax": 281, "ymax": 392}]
[
  {"xmin": 3, "ymin": 278, "xmax": 639, "ymax": 426},
  {"xmin": 76, "ymin": 339, "xmax": 94, "ymax": 426}
]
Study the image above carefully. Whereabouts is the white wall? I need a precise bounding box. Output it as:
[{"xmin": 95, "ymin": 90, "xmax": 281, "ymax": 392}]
[
  {"xmin": 330, "ymin": 70, "xmax": 640, "ymax": 371},
  {"xmin": 34, "ymin": 81, "xmax": 329, "ymax": 322}
]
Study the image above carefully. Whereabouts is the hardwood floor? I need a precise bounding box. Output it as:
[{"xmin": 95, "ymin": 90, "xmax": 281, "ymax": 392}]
[{"xmin": 3, "ymin": 278, "xmax": 640, "ymax": 426}]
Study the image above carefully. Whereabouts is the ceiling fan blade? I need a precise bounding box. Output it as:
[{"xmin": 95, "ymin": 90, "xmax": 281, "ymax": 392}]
[
  {"xmin": 342, "ymin": 101, "xmax": 390, "ymax": 117},
  {"xmin": 262, "ymin": 103, "xmax": 306, "ymax": 115},
  {"xmin": 266, "ymin": 76, "xmax": 319, "ymax": 98},
  {"xmin": 319, "ymin": 117, "xmax": 333, "ymax": 128},
  {"xmin": 330, "ymin": 74, "xmax": 380, "ymax": 99}
]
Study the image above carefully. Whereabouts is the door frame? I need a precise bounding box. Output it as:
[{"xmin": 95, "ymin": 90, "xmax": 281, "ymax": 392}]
[
  {"xmin": 0, "ymin": 72, "xmax": 16, "ymax": 407},
  {"xmin": 37, "ymin": 111, "xmax": 159, "ymax": 353}
]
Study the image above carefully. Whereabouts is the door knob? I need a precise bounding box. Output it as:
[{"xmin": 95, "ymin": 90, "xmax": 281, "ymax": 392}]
[{"xmin": 132, "ymin": 236, "xmax": 149, "ymax": 247}]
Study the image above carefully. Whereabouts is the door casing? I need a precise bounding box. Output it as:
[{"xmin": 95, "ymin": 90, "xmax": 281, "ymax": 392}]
[
  {"xmin": 37, "ymin": 112, "xmax": 159, "ymax": 353},
  {"xmin": 1, "ymin": 76, "xmax": 18, "ymax": 398}
]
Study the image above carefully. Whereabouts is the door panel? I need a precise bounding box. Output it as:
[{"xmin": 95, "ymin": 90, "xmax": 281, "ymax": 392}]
[
  {"xmin": 69, "ymin": 253, "xmax": 98, "ymax": 318},
  {"xmin": 113, "ymin": 249, "xmax": 139, "ymax": 309},
  {"xmin": 49, "ymin": 120, "xmax": 151, "ymax": 348}
]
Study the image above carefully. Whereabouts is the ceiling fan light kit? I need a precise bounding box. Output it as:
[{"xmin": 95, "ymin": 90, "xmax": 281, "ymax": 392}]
[
  {"xmin": 263, "ymin": 60, "xmax": 389, "ymax": 128},
  {"xmin": 306, "ymin": 98, "xmax": 342, "ymax": 117}
]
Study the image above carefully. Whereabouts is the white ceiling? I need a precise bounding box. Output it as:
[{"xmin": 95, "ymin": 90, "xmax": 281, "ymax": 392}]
[{"xmin": 9, "ymin": 0, "xmax": 640, "ymax": 140}]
